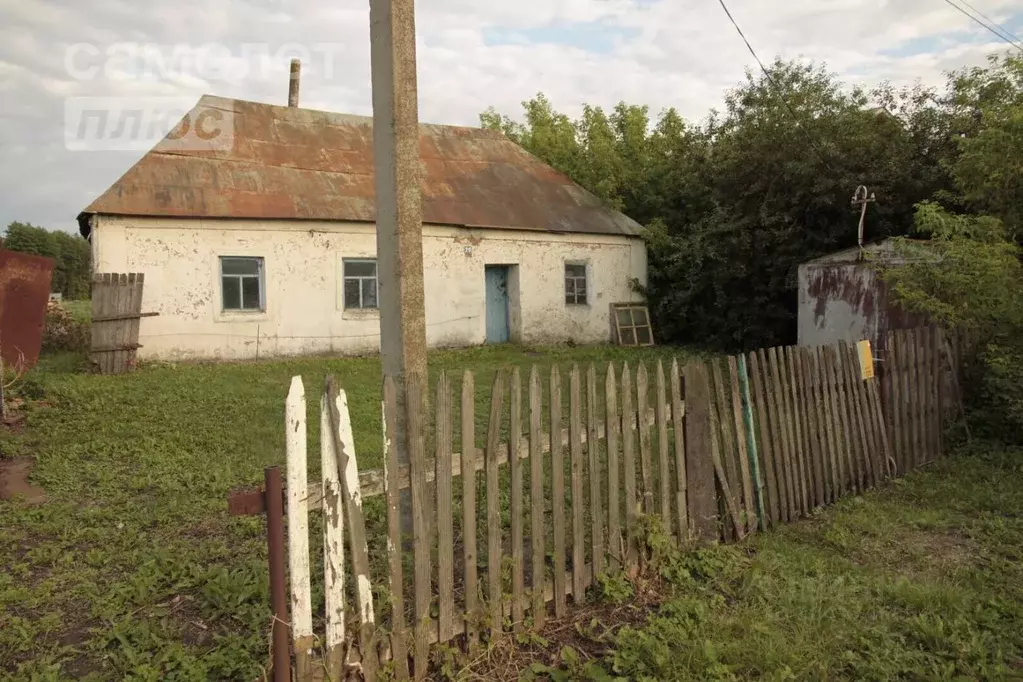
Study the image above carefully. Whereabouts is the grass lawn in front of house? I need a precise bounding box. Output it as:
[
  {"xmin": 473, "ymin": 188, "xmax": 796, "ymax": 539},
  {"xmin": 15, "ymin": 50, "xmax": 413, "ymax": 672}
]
[{"xmin": 0, "ymin": 343, "xmax": 689, "ymax": 681}]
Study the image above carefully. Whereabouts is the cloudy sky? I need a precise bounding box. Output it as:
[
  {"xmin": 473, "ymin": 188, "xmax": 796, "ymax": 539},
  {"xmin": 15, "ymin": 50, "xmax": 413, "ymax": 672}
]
[{"xmin": 1, "ymin": 0, "xmax": 1021, "ymax": 234}]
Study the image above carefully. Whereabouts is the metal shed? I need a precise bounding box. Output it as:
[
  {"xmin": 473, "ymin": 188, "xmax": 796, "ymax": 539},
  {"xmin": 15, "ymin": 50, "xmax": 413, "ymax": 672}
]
[{"xmin": 797, "ymin": 240, "xmax": 928, "ymax": 352}]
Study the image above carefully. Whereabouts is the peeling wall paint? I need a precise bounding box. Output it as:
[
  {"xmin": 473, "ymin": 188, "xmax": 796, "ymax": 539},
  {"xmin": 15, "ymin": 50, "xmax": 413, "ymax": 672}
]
[
  {"xmin": 797, "ymin": 259, "xmax": 927, "ymax": 351},
  {"xmin": 92, "ymin": 216, "xmax": 647, "ymax": 360}
]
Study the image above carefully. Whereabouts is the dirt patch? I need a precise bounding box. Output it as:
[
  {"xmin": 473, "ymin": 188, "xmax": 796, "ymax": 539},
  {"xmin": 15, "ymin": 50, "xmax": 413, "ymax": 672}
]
[
  {"xmin": 439, "ymin": 579, "xmax": 663, "ymax": 681},
  {"xmin": 893, "ymin": 528, "xmax": 978, "ymax": 577},
  {"xmin": 0, "ymin": 456, "xmax": 47, "ymax": 504}
]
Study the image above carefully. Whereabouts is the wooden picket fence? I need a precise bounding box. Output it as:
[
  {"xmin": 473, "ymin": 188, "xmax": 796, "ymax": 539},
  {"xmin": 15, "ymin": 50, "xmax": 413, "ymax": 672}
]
[
  {"xmin": 271, "ymin": 328, "xmax": 954, "ymax": 681},
  {"xmin": 90, "ymin": 273, "xmax": 157, "ymax": 374}
]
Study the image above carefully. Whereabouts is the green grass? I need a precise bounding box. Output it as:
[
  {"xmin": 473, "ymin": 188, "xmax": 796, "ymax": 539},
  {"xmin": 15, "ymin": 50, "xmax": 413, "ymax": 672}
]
[
  {"xmin": 572, "ymin": 444, "xmax": 1023, "ymax": 681},
  {"xmin": 0, "ymin": 344, "xmax": 685, "ymax": 681},
  {"xmin": 6, "ymin": 346, "xmax": 1022, "ymax": 681},
  {"xmin": 61, "ymin": 299, "xmax": 92, "ymax": 323}
]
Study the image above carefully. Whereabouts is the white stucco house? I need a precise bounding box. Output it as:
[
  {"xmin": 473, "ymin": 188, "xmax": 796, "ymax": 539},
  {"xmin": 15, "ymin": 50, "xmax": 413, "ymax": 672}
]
[{"xmin": 77, "ymin": 95, "xmax": 648, "ymax": 361}]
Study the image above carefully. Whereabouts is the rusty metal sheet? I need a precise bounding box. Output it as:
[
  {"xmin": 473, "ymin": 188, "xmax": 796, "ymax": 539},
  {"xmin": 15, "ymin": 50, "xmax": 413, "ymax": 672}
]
[
  {"xmin": 79, "ymin": 95, "xmax": 642, "ymax": 239},
  {"xmin": 0, "ymin": 248, "xmax": 54, "ymax": 368},
  {"xmin": 799, "ymin": 251, "xmax": 928, "ymax": 353}
]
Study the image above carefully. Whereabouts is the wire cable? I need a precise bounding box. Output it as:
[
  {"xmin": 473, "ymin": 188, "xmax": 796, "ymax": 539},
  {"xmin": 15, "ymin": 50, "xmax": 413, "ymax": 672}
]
[
  {"xmin": 954, "ymin": 0, "xmax": 1023, "ymax": 45},
  {"xmin": 939, "ymin": 0, "xmax": 1023, "ymax": 52},
  {"xmin": 713, "ymin": 0, "xmax": 834, "ymax": 168}
]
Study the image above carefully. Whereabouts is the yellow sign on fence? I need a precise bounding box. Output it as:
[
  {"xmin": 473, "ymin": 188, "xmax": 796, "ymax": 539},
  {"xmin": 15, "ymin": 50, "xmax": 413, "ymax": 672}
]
[{"xmin": 858, "ymin": 340, "xmax": 875, "ymax": 380}]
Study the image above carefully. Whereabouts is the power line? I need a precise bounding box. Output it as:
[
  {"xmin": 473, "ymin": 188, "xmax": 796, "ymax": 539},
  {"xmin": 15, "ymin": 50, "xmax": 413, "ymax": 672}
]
[
  {"xmin": 713, "ymin": 0, "xmax": 834, "ymax": 168},
  {"xmin": 939, "ymin": 0, "xmax": 1023, "ymax": 52},
  {"xmin": 954, "ymin": 0, "xmax": 1023, "ymax": 45}
]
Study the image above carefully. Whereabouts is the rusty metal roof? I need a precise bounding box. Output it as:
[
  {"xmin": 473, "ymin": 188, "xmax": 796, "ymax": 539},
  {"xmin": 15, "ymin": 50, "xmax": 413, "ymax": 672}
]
[{"xmin": 78, "ymin": 95, "xmax": 642, "ymax": 238}]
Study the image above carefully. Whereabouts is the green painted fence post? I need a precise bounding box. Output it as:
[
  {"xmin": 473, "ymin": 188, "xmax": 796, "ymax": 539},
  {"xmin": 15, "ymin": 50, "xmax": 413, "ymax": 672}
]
[{"xmin": 738, "ymin": 356, "xmax": 768, "ymax": 531}]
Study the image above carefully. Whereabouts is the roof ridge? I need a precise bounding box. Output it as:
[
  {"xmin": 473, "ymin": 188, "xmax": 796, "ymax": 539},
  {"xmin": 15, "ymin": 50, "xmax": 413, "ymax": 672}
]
[{"xmin": 197, "ymin": 94, "xmax": 499, "ymax": 137}]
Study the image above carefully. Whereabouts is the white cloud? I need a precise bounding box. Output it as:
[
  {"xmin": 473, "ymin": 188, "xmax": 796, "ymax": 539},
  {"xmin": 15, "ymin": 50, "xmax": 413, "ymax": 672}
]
[{"xmin": 0, "ymin": 0, "xmax": 1019, "ymax": 231}]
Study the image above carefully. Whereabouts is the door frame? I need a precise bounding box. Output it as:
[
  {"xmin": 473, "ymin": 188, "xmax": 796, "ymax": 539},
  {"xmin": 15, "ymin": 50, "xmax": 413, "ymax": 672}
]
[{"xmin": 484, "ymin": 264, "xmax": 520, "ymax": 344}]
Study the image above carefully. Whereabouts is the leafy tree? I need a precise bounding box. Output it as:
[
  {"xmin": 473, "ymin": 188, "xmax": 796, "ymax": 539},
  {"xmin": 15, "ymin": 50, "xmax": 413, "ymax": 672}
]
[
  {"xmin": 486, "ymin": 60, "xmax": 952, "ymax": 349},
  {"xmin": 882, "ymin": 202, "xmax": 1021, "ymax": 335},
  {"xmin": 948, "ymin": 54, "xmax": 1023, "ymax": 238},
  {"xmin": 879, "ymin": 53, "xmax": 1023, "ymax": 441},
  {"xmin": 483, "ymin": 53, "xmax": 1019, "ymax": 352},
  {"xmin": 3, "ymin": 222, "xmax": 92, "ymax": 299}
]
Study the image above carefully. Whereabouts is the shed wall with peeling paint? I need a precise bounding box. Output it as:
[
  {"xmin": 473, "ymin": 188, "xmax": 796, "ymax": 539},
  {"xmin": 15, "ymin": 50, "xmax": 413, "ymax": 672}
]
[
  {"xmin": 797, "ymin": 242, "xmax": 927, "ymax": 351},
  {"xmin": 91, "ymin": 216, "xmax": 646, "ymax": 360}
]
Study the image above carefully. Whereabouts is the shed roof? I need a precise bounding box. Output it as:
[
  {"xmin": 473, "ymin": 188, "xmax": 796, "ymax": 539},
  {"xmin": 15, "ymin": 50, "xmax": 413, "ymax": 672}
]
[
  {"xmin": 802, "ymin": 239, "xmax": 936, "ymax": 266},
  {"xmin": 78, "ymin": 95, "xmax": 642, "ymax": 239}
]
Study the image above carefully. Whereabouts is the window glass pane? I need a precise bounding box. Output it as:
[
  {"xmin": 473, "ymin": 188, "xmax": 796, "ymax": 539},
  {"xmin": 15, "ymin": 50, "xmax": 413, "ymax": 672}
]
[
  {"xmin": 565, "ymin": 278, "xmax": 576, "ymax": 297},
  {"xmin": 241, "ymin": 276, "xmax": 261, "ymax": 310},
  {"xmin": 222, "ymin": 277, "xmax": 241, "ymax": 310},
  {"xmin": 565, "ymin": 264, "xmax": 586, "ymax": 278},
  {"xmin": 345, "ymin": 260, "xmax": 376, "ymax": 277},
  {"xmin": 617, "ymin": 309, "xmax": 634, "ymax": 326},
  {"xmin": 222, "ymin": 257, "xmax": 260, "ymax": 276},
  {"xmin": 344, "ymin": 279, "xmax": 361, "ymax": 309},
  {"xmin": 576, "ymin": 284, "xmax": 587, "ymax": 303},
  {"xmin": 621, "ymin": 328, "xmax": 637, "ymax": 346},
  {"xmin": 636, "ymin": 327, "xmax": 652, "ymax": 345},
  {"xmin": 362, "ymin": 279, "xmax": 378, "ymax": 308},
  {"xmin": 633, "ymin": 308, "xmax": 649, "ymax": 326}
]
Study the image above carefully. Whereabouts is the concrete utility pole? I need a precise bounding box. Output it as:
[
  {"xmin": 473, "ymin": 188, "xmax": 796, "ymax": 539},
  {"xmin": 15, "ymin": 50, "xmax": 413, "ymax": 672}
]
[{"xmin": 370, "ymin": 0, "xmax": 429, "ymax": 531}]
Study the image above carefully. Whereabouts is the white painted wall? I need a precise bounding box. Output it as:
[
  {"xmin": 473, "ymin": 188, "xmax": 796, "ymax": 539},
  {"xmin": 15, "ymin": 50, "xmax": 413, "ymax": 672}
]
[{"xmin": 91, "ymin": 216, "xmax": 647, "ymax": 360}]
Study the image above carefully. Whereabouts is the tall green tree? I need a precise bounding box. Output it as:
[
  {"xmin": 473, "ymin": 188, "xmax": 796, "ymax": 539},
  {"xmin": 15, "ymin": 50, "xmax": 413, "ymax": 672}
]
[
  {"xmin": 3, "ymin": 222, "xmax": 92, "ymax": 299},
  {"xmin": 483, "ymin": 57, "xmax": 970, "ymax": 349}
]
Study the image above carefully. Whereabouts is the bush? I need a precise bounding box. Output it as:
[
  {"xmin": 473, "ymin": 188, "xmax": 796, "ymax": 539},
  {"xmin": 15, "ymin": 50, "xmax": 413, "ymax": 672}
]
[
  {"xmin": 974, "ymin": 340, "xmax": 1023, "ymax": 443},
  {"xmin": 882, "ymin": 203, "xmax": 1023, "ymax": 444},
  {"xmin": 42, "ymin": 302, "xmax": 90, "ymax": 353}
]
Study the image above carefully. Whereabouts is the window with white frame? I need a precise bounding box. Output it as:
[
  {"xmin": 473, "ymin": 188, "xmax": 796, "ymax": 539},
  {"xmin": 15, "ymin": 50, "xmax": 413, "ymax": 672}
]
[
  {"xmin": 220, "ymin": 256, "xmax": 265, "ymax": 312},
  {"xmin": 343, "ymin": 259, "xmax": 378, "ymax": 310},
  {"xmin": 565, "ymin": 263, "xmax": 588, "ymax": 305}
]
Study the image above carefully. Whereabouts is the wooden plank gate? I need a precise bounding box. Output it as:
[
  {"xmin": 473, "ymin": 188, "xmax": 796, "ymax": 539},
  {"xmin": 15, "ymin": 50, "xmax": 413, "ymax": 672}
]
[
  {"xmin": 228, "ymin": 327, "xmax": 957, "ymax": 681},
  {"xmin": 90, "ymin": 273, "xmax": 156, "ymax": 374}
]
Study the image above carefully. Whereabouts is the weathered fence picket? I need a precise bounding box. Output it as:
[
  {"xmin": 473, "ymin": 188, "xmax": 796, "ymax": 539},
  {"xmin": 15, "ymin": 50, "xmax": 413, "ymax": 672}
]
[
  {"xmin": 586, "ymin": 364, "xmax": 604, "ymax": 582},
  {"xmin": 91, "ymin": 273, "xmax": 152, "ymax": 374},
  {"xmin": 254, "ymin": 328, "xmax": 956, "ymax": 681},
  {"xmin": 459, "ymin": 371, "xmax": 478, "ymax": 650},
  {"xmin": 669, "ymin": 360, "xmax": 689, "ymax": 541},
  {"xmin": 606, "ymin": 365, "xmax": 623, "ymax": 565},
  {"xmin": 529, "ymin": 367, "xmax": 546, "ymax": 631},
  {"xmin": 382, "ymin": 377, "xmax": 409, "ymax": 680},
  {"xmin": 655, "ymin": 361, "xmax": 673, "ymax": 535},
  {"xmin": 485, "ymin": 371, "xmax": 505, "ymax": 641},
  {"xmin": 509, "ymin": 368, "xmax": 524, "ymax": 631},
  {"xmin": 550, "ymin": 366, "xmax": 567, "ymax": 618},
  {"xmin": 569, "ymin": 366, "xmax": 585, "ymax": 603},
  {"xmin": 621, "ymin": 364, "xmax": 639, "ymax": 563},
  {"xmin": 435, "ymin": 373, "xmax": 455, "ymax": 644}
]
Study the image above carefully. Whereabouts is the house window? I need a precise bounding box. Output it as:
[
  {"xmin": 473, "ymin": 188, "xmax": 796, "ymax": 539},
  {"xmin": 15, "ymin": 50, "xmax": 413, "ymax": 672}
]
[
  {"xmin": 565, "ymin": 263, "xmax": 588, "ymax": 305},
  {"xmin": 343, "ymin": 259, "xmax": 378, "ymax": 310},
  {"xmin": 220, "ymin": 256, "xmax": 264, "ymax": 312}
]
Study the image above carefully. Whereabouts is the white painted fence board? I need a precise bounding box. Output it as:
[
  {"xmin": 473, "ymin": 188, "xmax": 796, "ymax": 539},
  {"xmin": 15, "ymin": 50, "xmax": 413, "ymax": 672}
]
[
  {"xmin": 285, "ymin": 377, "xmax": 314, "ymax": 672},
  {"xmin": 321, "ymin": 390, "xmax": 346, "ymax": 674}
]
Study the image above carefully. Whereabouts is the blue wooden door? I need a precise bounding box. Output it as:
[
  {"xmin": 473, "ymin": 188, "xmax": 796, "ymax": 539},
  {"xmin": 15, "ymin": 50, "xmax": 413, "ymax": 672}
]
[{"xmin": 485, "ymin": 266, "xmax": 510, "ymax": 343}]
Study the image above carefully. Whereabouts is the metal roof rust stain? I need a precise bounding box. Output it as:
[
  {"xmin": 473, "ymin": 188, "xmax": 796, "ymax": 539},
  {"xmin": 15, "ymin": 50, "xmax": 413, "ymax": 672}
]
[{"xmin": 79, "ymin": 95, "xmax": 641, "ymax": 239}]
